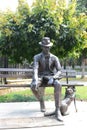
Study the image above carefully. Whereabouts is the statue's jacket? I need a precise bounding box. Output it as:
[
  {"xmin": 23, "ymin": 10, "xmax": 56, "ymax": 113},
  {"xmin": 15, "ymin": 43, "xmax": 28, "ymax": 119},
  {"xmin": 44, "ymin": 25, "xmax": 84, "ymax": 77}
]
[{"xmin": 32, "ymin": 52, "xmax": 61, "ymax": 81}]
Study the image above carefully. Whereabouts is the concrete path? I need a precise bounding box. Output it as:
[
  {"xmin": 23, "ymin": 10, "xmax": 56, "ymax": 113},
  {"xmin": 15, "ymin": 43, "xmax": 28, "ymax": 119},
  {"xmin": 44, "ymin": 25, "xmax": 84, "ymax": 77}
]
[{"xmin": 0, "ymin": 101, "xmax": 87, "ymax": 130}]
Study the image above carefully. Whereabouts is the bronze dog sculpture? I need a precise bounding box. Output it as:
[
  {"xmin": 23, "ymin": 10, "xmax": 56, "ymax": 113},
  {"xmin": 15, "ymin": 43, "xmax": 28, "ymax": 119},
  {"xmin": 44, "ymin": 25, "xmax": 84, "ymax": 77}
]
[{"xmin": 60, "ymin": 86, "xmax": 76, "ymax": 116}]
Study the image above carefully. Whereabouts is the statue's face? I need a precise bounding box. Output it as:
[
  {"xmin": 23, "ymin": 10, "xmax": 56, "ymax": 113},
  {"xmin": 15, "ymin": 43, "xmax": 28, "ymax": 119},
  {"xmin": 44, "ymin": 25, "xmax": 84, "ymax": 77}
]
[{"xmin": 41, "ymin": 46, "xmax": 51, "ymax": 55}]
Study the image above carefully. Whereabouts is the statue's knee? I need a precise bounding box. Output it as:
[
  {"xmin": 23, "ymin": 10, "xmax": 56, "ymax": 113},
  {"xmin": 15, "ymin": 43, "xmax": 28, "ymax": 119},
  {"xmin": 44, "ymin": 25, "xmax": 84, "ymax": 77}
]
[{"xmin": 54, "ymin": 80, "xmax": 61, "ymax": 87}]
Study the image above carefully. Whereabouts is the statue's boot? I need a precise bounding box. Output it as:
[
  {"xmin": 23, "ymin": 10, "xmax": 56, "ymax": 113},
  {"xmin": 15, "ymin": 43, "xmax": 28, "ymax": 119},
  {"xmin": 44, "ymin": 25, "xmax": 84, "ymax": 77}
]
[
  {"xmin": 44, "ymin": 109, "xmax": 63, "ymax": 122},
  {"xmin": 55, "ymin": 108, "xmax": 63, "ymax": 122}
]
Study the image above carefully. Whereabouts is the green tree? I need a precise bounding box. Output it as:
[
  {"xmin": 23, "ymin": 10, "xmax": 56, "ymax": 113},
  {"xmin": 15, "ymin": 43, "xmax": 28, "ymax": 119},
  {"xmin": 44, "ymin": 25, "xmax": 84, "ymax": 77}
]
[
  {"xmin": 76, "ymin": 0, "xmax": 87, "ymax": 13},
  {"xmin": 0, "ymin": 0, "xmax": 31, "ymax": 63},
  {"xmin": 0, "ymin": 0, "xmax": 87, "ymax": 66},
  {"xmin": 54, "ymin": 0, "xmax": 87, "ymax": 59}
]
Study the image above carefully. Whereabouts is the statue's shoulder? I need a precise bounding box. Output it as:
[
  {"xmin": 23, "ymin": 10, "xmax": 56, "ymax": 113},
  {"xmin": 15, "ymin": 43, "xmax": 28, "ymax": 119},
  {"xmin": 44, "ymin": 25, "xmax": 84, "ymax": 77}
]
[
  {"xmin": 34, "ymin": 53, "xmax": 42, "ymax": 59},
  {"xmin": 50, "ymin": 53, "xmax": 58, "ymax": 59}
]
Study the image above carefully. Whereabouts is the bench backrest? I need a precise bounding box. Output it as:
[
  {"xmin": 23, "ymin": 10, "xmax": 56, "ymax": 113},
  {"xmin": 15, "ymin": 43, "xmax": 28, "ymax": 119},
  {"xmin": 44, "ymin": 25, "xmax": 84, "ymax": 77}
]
[
  {"xmin": 61, "ymin": 69, "xmax": 76, "ymax": 84},
  {"xmin": 0, "ymin": 68, "xmax": 77, "ymax": 85},
  {"xmin": 0, "ymin": 68, "xmax": 33, "ymax": 78}
]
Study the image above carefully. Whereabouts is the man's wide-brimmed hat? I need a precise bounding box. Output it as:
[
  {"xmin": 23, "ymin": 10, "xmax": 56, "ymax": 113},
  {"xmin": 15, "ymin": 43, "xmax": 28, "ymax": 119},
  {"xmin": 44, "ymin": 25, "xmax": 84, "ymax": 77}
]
[{"xmin": 39, "ymin": 37, "xmax": 53, "ymax": 47}]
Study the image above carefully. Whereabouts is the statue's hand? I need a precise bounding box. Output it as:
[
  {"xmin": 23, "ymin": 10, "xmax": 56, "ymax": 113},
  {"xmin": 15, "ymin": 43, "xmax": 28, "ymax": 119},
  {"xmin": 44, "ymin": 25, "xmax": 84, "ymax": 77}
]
[
  {"xmin": 53, "ymin": 71, "xmax": 62, "ymax": 79},
  {"xmin": 31, "ymin": 80, "xmax": 38, "ymax": 90}
]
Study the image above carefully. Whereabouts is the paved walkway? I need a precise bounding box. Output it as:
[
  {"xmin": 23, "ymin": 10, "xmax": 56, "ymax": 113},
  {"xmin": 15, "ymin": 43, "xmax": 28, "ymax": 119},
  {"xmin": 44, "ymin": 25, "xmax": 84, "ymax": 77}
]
[{"xmin": 0, "ymin": 101, "xmax": 87, "ymax": 130}]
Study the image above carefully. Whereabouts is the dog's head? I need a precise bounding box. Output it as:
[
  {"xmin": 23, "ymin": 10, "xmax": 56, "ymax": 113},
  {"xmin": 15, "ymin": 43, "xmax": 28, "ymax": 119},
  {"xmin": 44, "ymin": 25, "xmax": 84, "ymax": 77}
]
[{"xmin": 65, "ymin": 86, "xmax": 75, "ymax": 99}]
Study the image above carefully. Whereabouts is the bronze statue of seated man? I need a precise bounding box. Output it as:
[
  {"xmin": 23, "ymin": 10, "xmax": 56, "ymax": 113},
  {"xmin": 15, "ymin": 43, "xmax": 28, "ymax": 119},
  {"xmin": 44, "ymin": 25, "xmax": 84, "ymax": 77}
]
[{"xmin": 31, "ymin": 37, "xmax": 63, "ymax": 122}]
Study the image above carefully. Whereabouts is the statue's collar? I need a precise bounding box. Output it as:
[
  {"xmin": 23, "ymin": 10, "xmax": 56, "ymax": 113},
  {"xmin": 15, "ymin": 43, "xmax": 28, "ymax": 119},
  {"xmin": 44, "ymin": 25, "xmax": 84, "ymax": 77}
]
[{"xmin": 41, "ymin": 52, "xmax": 51, "ymax": 58}]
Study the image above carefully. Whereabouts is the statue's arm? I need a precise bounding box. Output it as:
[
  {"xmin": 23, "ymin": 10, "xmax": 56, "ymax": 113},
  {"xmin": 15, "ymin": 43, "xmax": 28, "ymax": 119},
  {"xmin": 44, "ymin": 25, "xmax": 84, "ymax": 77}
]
[
  {"xmin": 31, "ymin": 55, "xmax": 39, "ymax": 89},
  {"xmin": 53, "ymin": 57, "xmax": 62, "ymax": 79},
  {"xmin": 33, "ymin": 55, "xmax": 39, "ymax": 82}
]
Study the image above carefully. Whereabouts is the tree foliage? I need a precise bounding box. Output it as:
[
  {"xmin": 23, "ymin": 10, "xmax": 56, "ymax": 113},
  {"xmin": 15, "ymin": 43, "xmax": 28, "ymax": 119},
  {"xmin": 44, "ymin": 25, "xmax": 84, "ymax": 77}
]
[
  {"xmin": 56, "ymin": 1, "xmax": 87, "ymax": 59},
  {"xmin": 76, "ymin": 0, "xmax": 87, "ymax": 13},
  {"xmin": 0, "ymin": 0, "xmax": 31, "ymax": 63},
  {"xmin": 0, "ymin": 0, "xmax": 87, "ymax": 64}
]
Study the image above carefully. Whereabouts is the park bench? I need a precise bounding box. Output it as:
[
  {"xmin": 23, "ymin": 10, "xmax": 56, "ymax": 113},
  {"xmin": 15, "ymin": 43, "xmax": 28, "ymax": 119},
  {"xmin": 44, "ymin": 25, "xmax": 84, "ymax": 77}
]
[
  {"xmin": 0, "ymin": 68, "xmax": 33, "ymax": 87},
  {"xmin": 60, "ymin": 69, "xmax": 84, "ymax": 87},
  {"xmin": 0, "ymin": 68, "xmax": 84, "ymax": 88},
  {"xmin": 0, "ymin": 68, "xmax": 84, "ymax": 114}
]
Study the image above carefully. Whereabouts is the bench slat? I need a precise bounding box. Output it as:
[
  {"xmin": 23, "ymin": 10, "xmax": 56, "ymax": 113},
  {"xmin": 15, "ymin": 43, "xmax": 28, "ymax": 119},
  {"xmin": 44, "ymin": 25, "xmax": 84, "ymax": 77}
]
[
  {"xmin": 0, "ymin": 84, "xmax": 30, "ymax": 87},
  {"xmin": 0, "ymin": 83, "xmax": 84, "ymax": 88},
  {"xmin": 0, "ymin": 68, "xmax": 33, "ymax": 72},
  {"xmin": 0, "ymin": 74, "xmax": 33, "ymax": 78}
]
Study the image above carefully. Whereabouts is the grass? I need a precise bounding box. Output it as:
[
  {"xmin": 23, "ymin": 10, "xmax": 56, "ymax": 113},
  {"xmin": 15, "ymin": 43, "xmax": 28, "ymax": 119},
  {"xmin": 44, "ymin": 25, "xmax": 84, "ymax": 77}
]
[
  {"xmin": 0, "ymin": 89, "xmax": 36, "ymax": 102},
  {"xmin": 0, "ymin": 86, "xmax": 87, "ymax": 102},
  {"xmin": 76, "ymin": 86, "xmax": 87, "ymax": 101}
]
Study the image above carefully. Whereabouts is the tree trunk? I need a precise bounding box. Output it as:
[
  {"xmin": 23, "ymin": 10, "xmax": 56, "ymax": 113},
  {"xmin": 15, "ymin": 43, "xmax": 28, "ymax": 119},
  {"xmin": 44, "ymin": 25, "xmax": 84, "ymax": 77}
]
[
  {"xmin": 3, "ymin": 56, "xmax": 8, "ymax": 84},
  {"xmin": 81, "ymin": 58, "xmax": 85, "ymax": 78}
]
